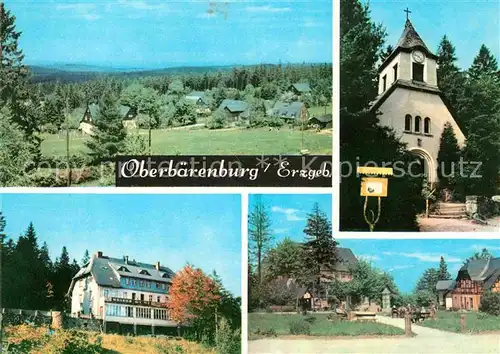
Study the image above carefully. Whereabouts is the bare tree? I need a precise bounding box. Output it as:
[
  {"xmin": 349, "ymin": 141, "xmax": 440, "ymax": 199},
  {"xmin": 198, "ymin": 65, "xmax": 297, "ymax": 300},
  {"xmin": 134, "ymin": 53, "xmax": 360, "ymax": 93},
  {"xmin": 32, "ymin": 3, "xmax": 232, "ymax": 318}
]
[{"xmin": 248, "ymin": 197, "xmax": 273, "ymax": 284}]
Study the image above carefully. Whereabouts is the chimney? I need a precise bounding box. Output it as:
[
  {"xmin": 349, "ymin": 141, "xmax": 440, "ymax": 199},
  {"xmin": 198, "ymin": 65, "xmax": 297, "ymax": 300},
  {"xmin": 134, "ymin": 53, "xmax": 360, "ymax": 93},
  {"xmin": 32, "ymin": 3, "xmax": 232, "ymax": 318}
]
[
  {"xmin": 96, "ymin": 251, "xmax": 103, "ymax": 258},
  {"xmin": 124, "ymin": 256, "xmax": 129, "ymax": 264},
  {"xmin": 155, "ymin": 261, "xmax": 160, "ymax": 271}
]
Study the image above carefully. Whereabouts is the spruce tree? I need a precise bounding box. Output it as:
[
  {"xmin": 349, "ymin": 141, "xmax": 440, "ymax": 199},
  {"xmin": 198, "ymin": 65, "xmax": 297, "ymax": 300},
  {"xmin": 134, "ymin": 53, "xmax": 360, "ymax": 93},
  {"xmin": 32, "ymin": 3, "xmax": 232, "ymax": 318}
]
[
  {"xmin": 81, "ymin": 249, "xmax": 90, "ymax": 266},
  {"xmin": 302, "ymin": 203, "xmax": 338, "ymax": 294},
  {"xmin": 85, "ymin": 91, "xmax": 127, "ymax": 163},
  {"xmin": 437, "ymin": 122, "xmax": 461, "ymax": 188},
  {"xmin": 468, "ymin": 44, "xmax": 499, "ymax": 81},
  {"xmin": 438, "ymin": 256, "xmax": 451, "ymax": 280},
  {"xmin": 436, "ymin": 35, "xmax": 464, "ymax": 114},
  {"xmin": 248, "ymin": 198, "xmax": 273, "ymax": 284}
]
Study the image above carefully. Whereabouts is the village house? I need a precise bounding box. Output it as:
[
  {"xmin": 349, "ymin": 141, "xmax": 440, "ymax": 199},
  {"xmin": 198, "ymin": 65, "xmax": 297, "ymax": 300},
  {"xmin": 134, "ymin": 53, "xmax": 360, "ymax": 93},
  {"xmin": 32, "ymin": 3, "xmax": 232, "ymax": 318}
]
[
  {"xmin": 289, "ymin": 82, "xmax": 312, "ymax": 96},
  {"xmin": 436, "ymin": 279, "xmax": 456, "ymax": 309},
  {"xmin": 370, "ymin": 18, "xmax": 466, "ymax": 183},
  {"xmin": 79, "ymin": 103, "xmax": 137, "ymax": 134},
  {"xmin": 308, "ymin": 114, "xmax": 332, "ymax": 129},
  {"xmin": 185, "ymin": 90, "xmax": 212, "ymax": 114},
  {"xmin": 218, "ymin": 99, "xmax": 250, "ymax": 120},
  {"xmin": 449, "ymin": 257, "xmax": 500, "ymax": 311},
  {"xmin": 67, "ymin": 251, "xmax": 177, "ymax": 334},
  {"xmin": 271, "ymin": 101, "xmax": 309, "ymax": 123}
]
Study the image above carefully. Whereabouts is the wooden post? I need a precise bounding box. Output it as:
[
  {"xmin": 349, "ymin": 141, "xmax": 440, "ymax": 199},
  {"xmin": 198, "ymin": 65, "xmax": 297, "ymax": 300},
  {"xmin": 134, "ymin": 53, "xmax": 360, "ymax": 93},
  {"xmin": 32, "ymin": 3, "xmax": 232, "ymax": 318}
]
[
  {"xmin": 425, "ymin": 198, "xmax": 429, "ymax": 218},
  {"xmin": 133, "ymin": 323, "xmax": 137, "ymax": 336},
  {"xmin": 103, "ymin": 321, "xmax": 107, "ymax": 334},
  {"xmin": 151, "ymin": 324, "xmax": 155, "ymax": 337},
  {"xmin": 404, "ymin": 314, "xmax": 412, "ymax": 336},
  {"xmin": 51, "ymin": 311, "xmax": 63, "ymax": 329},
  {"xmin": 460, "ymin": 314, "xmax": 466, "ymax": 333},
  {"xmin": 177, "ymin": 324, "xmax": 181, "ymax": 337}
]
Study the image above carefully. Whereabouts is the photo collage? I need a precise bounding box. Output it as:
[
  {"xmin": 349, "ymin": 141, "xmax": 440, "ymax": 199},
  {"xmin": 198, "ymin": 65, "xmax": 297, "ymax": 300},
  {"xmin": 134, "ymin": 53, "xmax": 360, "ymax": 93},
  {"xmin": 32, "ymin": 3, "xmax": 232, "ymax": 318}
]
[{"xmin": 0, "ymin": 0, "xmax": 499, "ymax": 353}]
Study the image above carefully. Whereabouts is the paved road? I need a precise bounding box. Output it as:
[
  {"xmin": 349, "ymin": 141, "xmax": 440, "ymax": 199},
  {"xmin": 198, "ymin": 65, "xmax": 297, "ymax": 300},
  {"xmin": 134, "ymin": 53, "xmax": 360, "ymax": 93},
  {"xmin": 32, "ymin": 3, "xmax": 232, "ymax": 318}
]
[
  {"xmin": 418, "ymin": 216, "xmax": 500, "ymax": 232},
  {"xmin": 249, "ymin": 316, "xmax": 500, "ymax": 353}
]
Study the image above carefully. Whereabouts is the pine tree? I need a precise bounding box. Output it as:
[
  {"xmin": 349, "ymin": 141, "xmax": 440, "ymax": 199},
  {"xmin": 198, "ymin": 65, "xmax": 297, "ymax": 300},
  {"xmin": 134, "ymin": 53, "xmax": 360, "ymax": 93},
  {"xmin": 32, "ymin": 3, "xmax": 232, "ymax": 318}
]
[
  {"xmin": 415, "ymin": 268, "xmax": 440, "ymax": 295},
  {"xmin": 302, "ymin": 203, "xmax": 338, "ymax": 294},
  {"xmin": 85, "ymin": 91, "xmax": 127, "ymax": 163},
  {"xmin": 468, "ymin": 45, "xmax": 499, "ymax": 81},
  {"xmin": 81, "ymin": 249, "xmax": 90, "ymax": 266},
  {"xmin": 381, "ymin": 44, "xmax": 394, "ymax": 62},
  {"xmin": 248, "ymin": 198, "xmax": 273, "ymax": 284},
  {"xmin": 436, "ymin": 35, "xmax": 464, "ymax": 114},
  {"xmin": 438, "ymin": 256, "xmax": 451, "ymax": 280},
  {"xmin": 437, "ymin": 122, "xmax": 461, "ymax": 187}
]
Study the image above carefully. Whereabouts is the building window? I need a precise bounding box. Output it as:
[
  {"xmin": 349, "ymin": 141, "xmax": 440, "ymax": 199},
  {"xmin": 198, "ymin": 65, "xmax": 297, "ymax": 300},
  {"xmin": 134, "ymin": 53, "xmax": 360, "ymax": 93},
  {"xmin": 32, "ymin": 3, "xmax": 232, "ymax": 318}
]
[
  {"xmin": 412, "ymin": 63, "xmax": 424, "ymax": 82},
  {"xmin": 131, "ymin": 279, "xmax": 136, "ymax": 286},
  {"xmin": 162, "ymin": 283, "xmax": 166, "ymax": 290},
  {"xmin": 157, "ymin": 296, "xmax": 161, "ymax": 303},
  {"xmin": 104, "ymin": 289, "xmax": 109, "ymax": 297},
  {"xmin": 393, "ymin": 63, "xmax": 398, "ymax": 82},
  {"xmin": 404, "ymin": 114, "xmax": 412, "ymax": 132},
  {"xmin": 424, "ymin": 117, "xmax": 431, "ymax": 134},
  {"xmin": 123, "ymin": 292, "xmax": 127, "ymax": 299},
  {"xmin": 149, "ymin": 295, "xmax": 153, "ymax": 302},
  {"xmin": 136, "ymin": 307, "xmax": 151, "ymax": 319},
  {"xmin": 125, "ymin": 278, "xmax": 129, "ymax": 285},
  {"xmin": 140, "ymin": 280, "xmax": 144, "ymax": 287},
  {"xmin": 382, "ymin": 74, "xmax": 387, "ymax": 92},
  {"xmin": 415, "ymin": 116, "xmax": 422, "ymax": 133},
  {"xmin": 156, "ymin": 282, "xmax": 160, "ymax": 289}
]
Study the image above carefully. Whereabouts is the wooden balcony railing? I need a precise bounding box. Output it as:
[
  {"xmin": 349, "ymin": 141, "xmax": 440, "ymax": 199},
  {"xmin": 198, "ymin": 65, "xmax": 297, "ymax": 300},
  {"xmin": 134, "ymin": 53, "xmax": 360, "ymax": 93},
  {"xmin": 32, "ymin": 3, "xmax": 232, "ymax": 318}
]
[{"xmin": 104, "ymin": 297, "xmax": 166, "ymax": 308}]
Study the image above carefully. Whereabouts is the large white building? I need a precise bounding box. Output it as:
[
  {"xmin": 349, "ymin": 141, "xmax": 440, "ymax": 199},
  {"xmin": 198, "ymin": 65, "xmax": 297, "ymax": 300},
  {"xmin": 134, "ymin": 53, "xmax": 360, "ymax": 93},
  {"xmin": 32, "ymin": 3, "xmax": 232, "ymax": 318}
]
[
  {"xmin": 68, "ymin": 251, "xmax": 177, "ymax": 333},
  {"xmin": 371, "ymin": 18, "xmax": 466, "ymax": 183}
]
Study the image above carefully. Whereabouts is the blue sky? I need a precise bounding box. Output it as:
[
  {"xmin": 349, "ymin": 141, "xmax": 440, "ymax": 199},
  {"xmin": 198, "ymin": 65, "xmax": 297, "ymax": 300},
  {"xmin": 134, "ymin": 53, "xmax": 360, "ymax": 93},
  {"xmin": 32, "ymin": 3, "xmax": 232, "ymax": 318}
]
[
  {"xmin": 4, "ymin": 0, "xmax": 332, "ymax": 68},
  {"xmin": 367, "ymin": 0, "xmax": 499, "ymax": 69},
  {"xmin": 249, "ymin": 193, "xmax": 332, "ymax": 246},
  {"xmin": 0, "ymin": 193, "xmax": 242, "ymax": 296}
]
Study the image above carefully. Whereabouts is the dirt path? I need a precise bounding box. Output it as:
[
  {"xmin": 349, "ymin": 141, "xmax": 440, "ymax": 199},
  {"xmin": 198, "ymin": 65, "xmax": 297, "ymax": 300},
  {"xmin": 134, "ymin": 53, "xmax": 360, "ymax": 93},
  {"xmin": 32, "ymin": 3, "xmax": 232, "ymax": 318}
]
[
  {"xmin": 418, "ymin": 216, "xmax": 500, "ymax": 232},
  {"xmin": 249, "ymin": 316, "xmax": 500, "ymax": 353}
]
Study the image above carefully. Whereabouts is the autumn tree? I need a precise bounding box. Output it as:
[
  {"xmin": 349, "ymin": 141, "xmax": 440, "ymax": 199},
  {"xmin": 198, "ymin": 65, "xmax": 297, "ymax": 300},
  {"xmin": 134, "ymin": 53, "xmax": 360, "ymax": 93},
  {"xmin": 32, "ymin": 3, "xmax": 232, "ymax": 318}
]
[{"xmin": 166, "ymin": 265, "xmax": 220, "ymax": 341}]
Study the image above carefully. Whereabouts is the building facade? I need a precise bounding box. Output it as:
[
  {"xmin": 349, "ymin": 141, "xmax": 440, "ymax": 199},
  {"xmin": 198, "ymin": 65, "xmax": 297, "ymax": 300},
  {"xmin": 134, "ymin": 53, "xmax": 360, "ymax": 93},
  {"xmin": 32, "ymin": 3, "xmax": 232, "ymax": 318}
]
[
  {"xmin": 371, "ymin": 19, "xmax": 466, "ymax": 183},
  {"xmin": 68, "ymin": 251, "xmax": 177, "ymax": 331}
]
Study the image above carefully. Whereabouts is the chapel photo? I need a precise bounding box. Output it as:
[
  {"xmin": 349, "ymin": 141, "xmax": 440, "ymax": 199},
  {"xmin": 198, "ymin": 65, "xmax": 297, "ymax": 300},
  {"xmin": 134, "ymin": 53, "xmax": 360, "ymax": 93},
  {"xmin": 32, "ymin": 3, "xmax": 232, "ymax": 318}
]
[{"xmin": 340, "ymin": 0, "xmax": 500, "ymax": 232}]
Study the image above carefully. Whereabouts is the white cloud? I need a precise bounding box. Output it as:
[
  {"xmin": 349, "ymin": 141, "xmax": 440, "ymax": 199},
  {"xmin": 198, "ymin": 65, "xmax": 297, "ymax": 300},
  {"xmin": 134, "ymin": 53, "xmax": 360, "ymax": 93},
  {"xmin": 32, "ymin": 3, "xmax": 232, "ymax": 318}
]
[
  {"xmin": 271, "ymin": 206, "xmax": 305, "ymax": 221},
  {"xmin": 358, "ymin": 255, "xmax": 380, "ymax": 261},
  {"xmin": 56, "ymin": 3, "xmax": 101, "ymax": 21},
  {"xmin": 382, "ymin": 252, "xmax": 461, "ymax": 263},
  {"xmin": 273, "ymin": 228, "xmax": 290, "ymax": 235},
  {"xmin": 118, "ymin": 0, "xmax": 169, "ymax": 10},
  {"xmin": 470, "ymin": 244, "xmax": 500, "ymax": 251},
  {"xmin": 245, "ymin": 5, "xmax": 292, "ymax": 13},
  {"xmin": 388, "ymin": 265, "xmax": 415, "ymax": 272}
]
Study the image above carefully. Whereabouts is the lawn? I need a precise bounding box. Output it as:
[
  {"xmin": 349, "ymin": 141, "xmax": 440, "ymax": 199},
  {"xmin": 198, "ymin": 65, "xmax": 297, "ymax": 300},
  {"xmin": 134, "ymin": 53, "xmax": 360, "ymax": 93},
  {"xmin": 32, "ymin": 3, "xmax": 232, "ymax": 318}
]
[
  {"xmin": 41, "ymin": 127, "xmax": 332, "ymax": 157},
  {"xmin": 418, "ymin": 311, "xmax": 500, "ymax": 333},
  {"xmin": 308, "ymin": 104, "xmax": 332, "ymax": 117},
  {"xmin": 248, "ymin": 313, "xmax": 404, "ymax": 339}
]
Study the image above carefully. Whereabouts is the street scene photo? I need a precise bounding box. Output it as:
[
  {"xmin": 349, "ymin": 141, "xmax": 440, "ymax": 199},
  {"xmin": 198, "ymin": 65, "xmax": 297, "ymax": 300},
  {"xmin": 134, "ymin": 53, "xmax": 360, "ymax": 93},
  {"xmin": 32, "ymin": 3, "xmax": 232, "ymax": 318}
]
[
  {"xmin": 0, "ymin": 0, "xmax": 332, "ymax": 187},
  {"xmin": 340, "ymin": 0, "xmax": 500, "ymax": 231},
  {"xmin": 0, "ymin": 193, "xmax": 242, "ymax": 354}
]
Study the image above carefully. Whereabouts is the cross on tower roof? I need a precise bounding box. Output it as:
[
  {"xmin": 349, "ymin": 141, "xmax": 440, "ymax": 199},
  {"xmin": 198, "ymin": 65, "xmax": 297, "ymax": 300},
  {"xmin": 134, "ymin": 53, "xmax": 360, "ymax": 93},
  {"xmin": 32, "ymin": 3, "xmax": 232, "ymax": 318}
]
[{"xmin": 404, "ymin": 7, "xmax": 411, "ymax": 21}]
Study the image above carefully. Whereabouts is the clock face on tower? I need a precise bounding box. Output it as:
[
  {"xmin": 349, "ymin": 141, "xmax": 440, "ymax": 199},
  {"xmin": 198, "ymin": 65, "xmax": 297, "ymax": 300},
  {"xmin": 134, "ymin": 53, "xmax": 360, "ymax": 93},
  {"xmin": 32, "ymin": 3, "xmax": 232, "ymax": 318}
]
[{"xmin": 412, "ymin": 50, "xmax": 425, "ymax": 63}]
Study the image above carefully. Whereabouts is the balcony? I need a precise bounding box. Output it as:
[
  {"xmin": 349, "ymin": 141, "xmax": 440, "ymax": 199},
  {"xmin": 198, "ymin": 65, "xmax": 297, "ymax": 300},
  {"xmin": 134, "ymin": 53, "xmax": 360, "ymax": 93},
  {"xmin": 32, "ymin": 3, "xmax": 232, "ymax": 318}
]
[{"xmin": 104, "ymin": 297, "xmax": 166, "ymax": 308}]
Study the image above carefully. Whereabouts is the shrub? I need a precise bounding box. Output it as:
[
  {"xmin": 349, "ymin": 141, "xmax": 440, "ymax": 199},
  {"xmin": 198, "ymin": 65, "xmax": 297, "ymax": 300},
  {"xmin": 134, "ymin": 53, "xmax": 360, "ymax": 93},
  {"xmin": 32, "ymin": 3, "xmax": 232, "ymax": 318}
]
[
  {"xmin": 41, "ymin": 330, "xmax": 103, "ymax": 353},
  {"xmin": 288, "ymin": 319, "xmax": 311, "ymax": 335},
  {"xmin": 123, "ymin": 132, "xmax": 148, "ymax": 155},
  {"xmin": 303, "ymin": 315, "xmax": 317, "ymax": 324},
  {"xmin": 206, "ymin": 111, "xmax": 227, "ymax": 130},
  {"xmin": 479, "ymin": 291, "xmax": 500, "ymax": 316},
  {"xmin": 265, "ymin": 117, "xmax": 284, "ymax": 128},
  {"xmin": 215, "ymin": 318, "xmax": 240, "ymax": 354},
  {"xmin": 42, "ymin": 123, "xmax": 59, "ymax": 134},
  {"xmin": 249, "ymin": 115, "xmax": 266, "ymax": 128},
  {"xmin": 156, "ymin": 343, "xmax": 185, "ymax": 354}
]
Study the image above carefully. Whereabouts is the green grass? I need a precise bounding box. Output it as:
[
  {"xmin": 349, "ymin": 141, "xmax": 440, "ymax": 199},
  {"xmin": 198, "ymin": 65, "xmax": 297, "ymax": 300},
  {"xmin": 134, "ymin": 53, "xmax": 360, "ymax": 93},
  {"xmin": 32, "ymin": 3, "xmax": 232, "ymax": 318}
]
[
  {"xmin": 418, "ymin": 311, "xmax": 500, "ymax": 333},
  {"xmin": 308, "ymin": 104, "xmax": 332, "ymax": 117},
  {"xmin": 41, "ymin": 127, "xmax": 332, "ymax": 157},
  {"xmin": 248, "ymin": 313, "xmax": 404, "ymax": 339}
]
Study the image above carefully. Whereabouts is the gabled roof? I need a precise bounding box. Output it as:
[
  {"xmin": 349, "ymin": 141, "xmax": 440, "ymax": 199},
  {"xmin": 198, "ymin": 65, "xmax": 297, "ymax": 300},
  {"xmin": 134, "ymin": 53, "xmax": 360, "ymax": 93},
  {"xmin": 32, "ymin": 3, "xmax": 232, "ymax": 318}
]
[
  {"xmin": 335, "ymin": 247, "xmax": 358, "ymax": 271},
  {"xmin": 290, "ymin": 83, "xmax": 311, "ymax": 93},
  {"xmin": 219, "ymin": 99, "xmax": 249, "ymax": 113},
  {"xmin": 83, "ymin": 104, "xmax": 134, "ymax": 122},
  {"xmin": 436, "ymin": 280, "xmax": 456, "ymax": 291},
  {"xmin": 272, "ymin": 101, "xmax": 305, "ymax": 119},
  {"xmin": 458, "ymin": 257, "xmax": 500, "ymax": 289},
  {"xmin": 68, "ymin": 253, "xmax": 175, "ymax": 295},
  {"xmin": 309, "ymin": 114, "xmax": 332, "ymax": 123}
]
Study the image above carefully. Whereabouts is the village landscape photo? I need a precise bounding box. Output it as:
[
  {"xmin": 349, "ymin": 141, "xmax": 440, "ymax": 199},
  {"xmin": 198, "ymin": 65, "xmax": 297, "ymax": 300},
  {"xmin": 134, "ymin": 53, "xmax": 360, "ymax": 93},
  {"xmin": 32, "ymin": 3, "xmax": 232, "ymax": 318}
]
[
  {"xmin": 246, "ymin": 196, "xmax": 500, "ymax": 354},
  {"xmin": 340, "ymin": 0, "xmax": 500, "ymax": 231},
  {"xmin": 0, "ymin": 0, "xmax": 333, "ymax": 187},
  {"xmin": 0, "ymin": 193, "xmax": 242, "ymax": 353}
]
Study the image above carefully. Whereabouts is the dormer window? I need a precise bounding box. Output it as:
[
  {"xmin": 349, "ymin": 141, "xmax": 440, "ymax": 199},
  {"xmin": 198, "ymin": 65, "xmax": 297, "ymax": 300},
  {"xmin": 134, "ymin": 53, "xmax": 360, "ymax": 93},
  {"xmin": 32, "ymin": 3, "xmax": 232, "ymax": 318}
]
[
  {"xmin": 139, "ymin": 270, "xmax": 151, "ymax": 276},
  {"xmin": 118, "ymin": 266, "xmax": 130, "ymax": 272},
  {"xmin": 382, "ymin": 74, "xmax": 387, "ymax": 92},
  {"xmin": 161, "ymin": 273, "xmax": 169, "ymax": 278},
  {"xmin": 393, "ymin": 63, "xmax": 398, "ymax": 83}
]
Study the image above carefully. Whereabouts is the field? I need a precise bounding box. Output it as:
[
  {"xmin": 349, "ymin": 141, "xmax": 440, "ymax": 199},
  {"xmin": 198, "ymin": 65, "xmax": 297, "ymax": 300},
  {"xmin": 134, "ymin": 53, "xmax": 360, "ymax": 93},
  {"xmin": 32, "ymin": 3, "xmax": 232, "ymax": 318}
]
[
  {"xmin": 41, "ymin": 126, "xmax": 332, "ymax": 157},
  {"xmin": 308, "ymin": 104, "xmax": 332, "ymax": 117},
  {"xmin": 417, "ymin": 311, "xmax": 500, "ymax": 333},
  {"xmin": 248, "ymin": 313, "xmax": 404, "ymax": 339}
]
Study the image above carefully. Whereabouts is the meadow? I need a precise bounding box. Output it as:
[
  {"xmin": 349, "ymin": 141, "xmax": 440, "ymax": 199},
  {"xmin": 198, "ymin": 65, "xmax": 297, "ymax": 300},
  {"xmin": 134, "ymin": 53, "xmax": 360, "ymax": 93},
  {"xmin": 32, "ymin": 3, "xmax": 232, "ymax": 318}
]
[
  {"xmin": 41, "ymin": 126, "xmax": 332, "ymax": 157},
  {"xmin": 418, "ymin": 311, "xmax": 500, "ymax": 333},
  {"xmin": 248, "ymin": 313, "xmax": 404, "ymax": 339}
]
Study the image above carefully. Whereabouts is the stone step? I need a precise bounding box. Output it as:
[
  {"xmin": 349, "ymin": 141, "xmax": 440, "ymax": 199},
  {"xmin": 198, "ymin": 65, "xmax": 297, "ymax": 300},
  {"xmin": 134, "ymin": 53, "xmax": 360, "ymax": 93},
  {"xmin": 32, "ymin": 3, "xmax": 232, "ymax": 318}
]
[
  {"xmin": 438, "ymin": 203, "xmax": 466, "ymax": 210},
  {"xmin": 435, "ymin": 210, "xmax": 467, "ymax": 216},
  {"xmin": 428, "ymin": 214, "xmax": 467, "ymax": 219}
]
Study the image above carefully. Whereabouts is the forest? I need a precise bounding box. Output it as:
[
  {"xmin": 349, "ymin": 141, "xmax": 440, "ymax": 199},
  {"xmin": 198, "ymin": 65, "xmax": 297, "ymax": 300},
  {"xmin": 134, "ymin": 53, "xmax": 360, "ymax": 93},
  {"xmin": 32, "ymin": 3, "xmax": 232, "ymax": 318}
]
[
  {"xmin": 0, "ymin": 2, "xmax": 333, "ymax": 187},
  {"xmin": 340, "ymin": 0, "xmax": 500, "ymax": 231}
]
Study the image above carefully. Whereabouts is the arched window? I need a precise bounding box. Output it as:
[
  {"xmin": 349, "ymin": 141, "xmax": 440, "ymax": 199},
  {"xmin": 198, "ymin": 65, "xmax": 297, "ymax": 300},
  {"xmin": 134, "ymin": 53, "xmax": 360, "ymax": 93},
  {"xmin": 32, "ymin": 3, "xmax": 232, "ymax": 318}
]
[
  {"xmin": 415, "ymin": 116, "xmax": 421, "ymax": 133},
  {"xmin": 424, "ymin": 117, "xmax": 431, "ymax": 134},
  {"xmin": 405, "ymin": 114, "xmax": 412, "ymax": 132}
]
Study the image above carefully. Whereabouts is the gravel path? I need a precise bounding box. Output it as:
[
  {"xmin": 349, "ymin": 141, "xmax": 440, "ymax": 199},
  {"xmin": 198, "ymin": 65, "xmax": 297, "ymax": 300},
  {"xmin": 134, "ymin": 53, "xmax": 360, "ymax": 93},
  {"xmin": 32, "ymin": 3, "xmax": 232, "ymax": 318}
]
[
  {"xmin": 418, "ymin": 216, "xmax": 500, "ymax": 232},
  {"xmin": 249, "ymin": 316, "xmax": 500, "ymax": 353}
]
